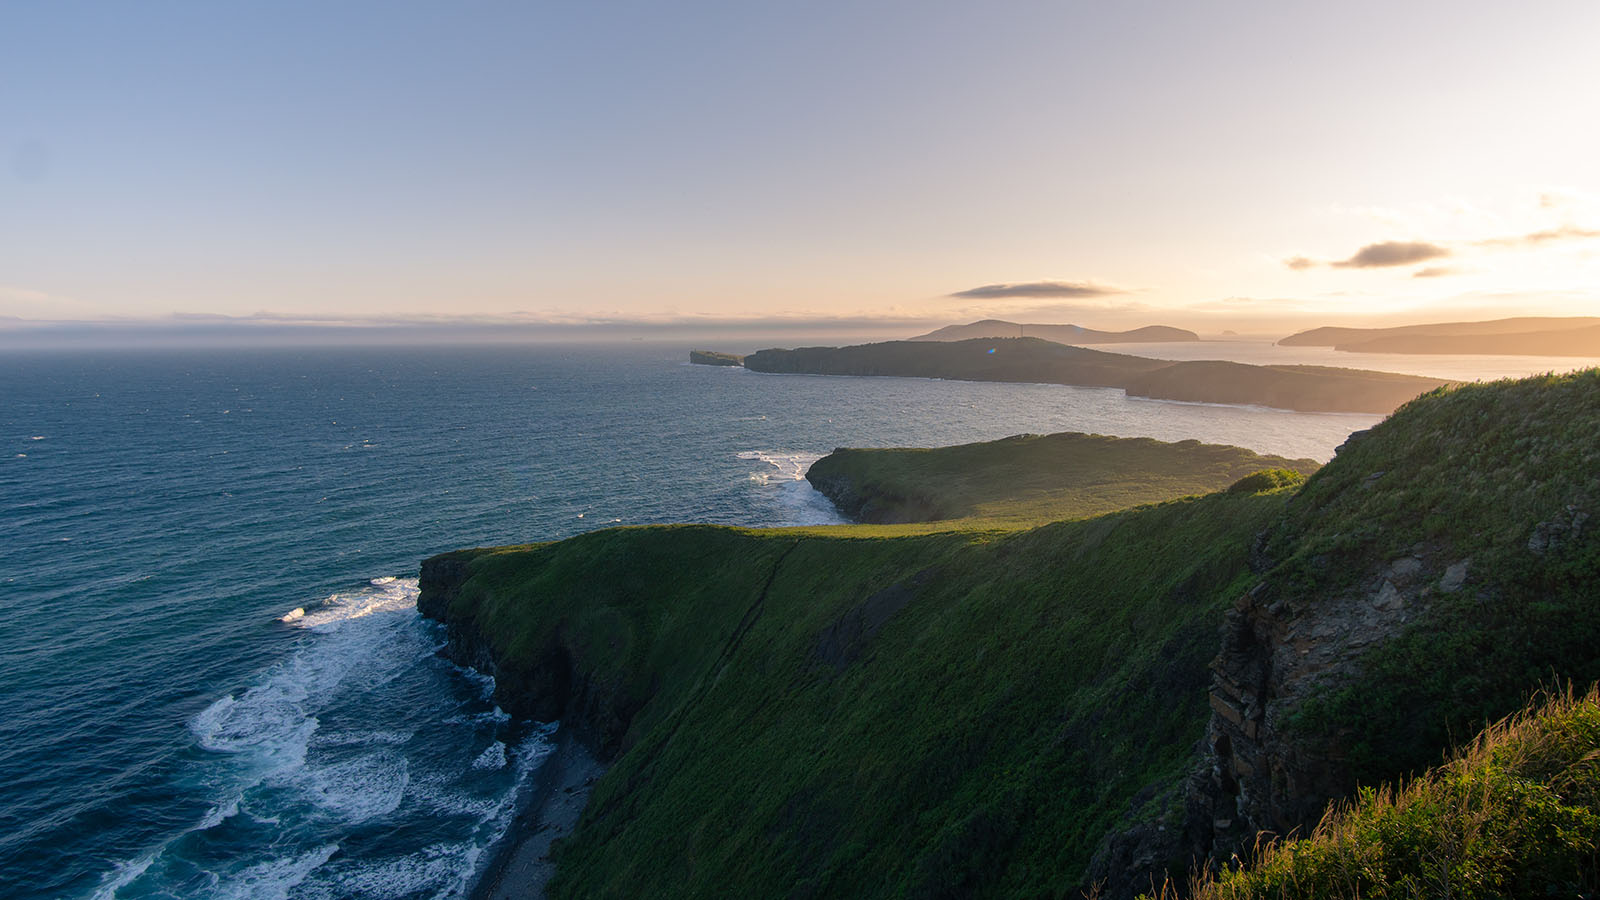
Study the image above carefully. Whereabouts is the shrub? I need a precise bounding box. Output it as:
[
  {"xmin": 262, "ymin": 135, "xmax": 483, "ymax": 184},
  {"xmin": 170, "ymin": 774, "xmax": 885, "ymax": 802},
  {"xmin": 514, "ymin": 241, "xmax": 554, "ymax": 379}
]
[{"xmin": 1227, "ymin": 468, "xmax": 1307, "ymax": 494}]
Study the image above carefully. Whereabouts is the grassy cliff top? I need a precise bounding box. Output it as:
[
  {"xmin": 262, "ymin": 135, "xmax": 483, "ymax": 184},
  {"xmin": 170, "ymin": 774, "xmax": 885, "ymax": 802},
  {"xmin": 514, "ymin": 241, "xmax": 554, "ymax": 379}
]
[
  {"xmin": 806, "ymin": 431, "xmax": 1320, "ymax": 526},
  {"xmin": 426, "ymin": 488, "xmax": 1294, "ymax": 898}
]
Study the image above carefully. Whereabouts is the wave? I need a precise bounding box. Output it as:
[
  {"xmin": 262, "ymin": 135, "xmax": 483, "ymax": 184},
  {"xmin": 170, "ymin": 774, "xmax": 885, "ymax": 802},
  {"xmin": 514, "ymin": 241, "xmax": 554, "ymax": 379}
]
[
  {"xmin": 737, "ymin": 450, "xmax": 848, "ymax": 526},
  {"xmin": 279, "ymin": 577, "xmax": 418, "ymax": 631},
  {"xmin": 89, "ymin": 576, "xmax": 551, "ymax": 900}
]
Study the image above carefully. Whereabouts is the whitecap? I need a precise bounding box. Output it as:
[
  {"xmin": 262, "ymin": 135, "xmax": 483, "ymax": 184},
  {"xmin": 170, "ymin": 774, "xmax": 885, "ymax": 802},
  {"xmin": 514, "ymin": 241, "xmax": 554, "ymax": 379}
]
[
  {"xmin": 88, "ymin": 852, "xmax": 156, "ymax": 900},
  {"xmin": 198, "ymin": 797, "xmax": 241, "ymax": 830},
  {"xmin": 471, "ymin": 741, "xmax": 507, "ymax": 770}
]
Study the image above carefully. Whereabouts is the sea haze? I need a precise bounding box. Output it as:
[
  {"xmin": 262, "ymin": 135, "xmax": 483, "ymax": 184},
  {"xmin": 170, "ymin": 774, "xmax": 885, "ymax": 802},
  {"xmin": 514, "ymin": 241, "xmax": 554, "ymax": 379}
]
[{"xmin": 2, "ymin": 342, "xmax": 1568, "ymax": 899}]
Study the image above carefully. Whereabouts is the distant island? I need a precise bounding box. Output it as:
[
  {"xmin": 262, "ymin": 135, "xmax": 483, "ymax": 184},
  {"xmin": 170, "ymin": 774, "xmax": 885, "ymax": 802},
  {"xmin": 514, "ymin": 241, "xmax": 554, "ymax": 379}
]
[
  {"xmin": 688, "ymin": 349, "xmax": 744, "ymax": 366},
  {"xmin": 1279, "ymin": 316, "xmax": 1600, "ymax": 356},
  {"xmin": 909, "ymin": 318, "xmax": 1199, "ymax": 343},
  {"xmin": 694, "ymin": 337, "xmax": 1449, "ymax": 414}
]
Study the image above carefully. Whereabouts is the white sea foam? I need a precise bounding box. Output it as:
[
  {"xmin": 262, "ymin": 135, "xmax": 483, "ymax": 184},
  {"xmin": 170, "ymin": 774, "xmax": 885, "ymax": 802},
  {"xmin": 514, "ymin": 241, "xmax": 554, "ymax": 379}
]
[
  {"xmin": 737, "ymin": 449, "xmax": 848, "ymax": 525},
  {"xmin": 212, "ymin": 843, "xmax": 339, "ymax": 900},
  {"xmin": 107, "ymin": 575, "xmax": 544, "ymax": 900},
  {"xmin": 737, "ymin": 449, "xmax": 825, "ymax": 485},
  {"xmin": 301, "ymin": 843, "xmax": 474, "ymax": 899},
  {"xmin": 190, "ymin": 691, "xmax": 317, "ymax": 766},
  {"xmin": 312, "ymin": 729, "xmax": 414, "ymax": 748},
  {"xmin": 285, "ymin": 577, "xmax": 418, "ymax": 631},
  {"xmin": 293, "ymin": 752, "xmax": 410, "ymax": 824}
]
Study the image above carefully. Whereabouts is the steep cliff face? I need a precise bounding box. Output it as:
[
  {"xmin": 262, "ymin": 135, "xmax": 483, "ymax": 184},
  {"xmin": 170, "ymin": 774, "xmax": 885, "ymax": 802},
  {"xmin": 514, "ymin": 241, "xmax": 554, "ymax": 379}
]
[
  {"xmin": 1205, "ymin": 549, "xmax": 1462, "ymax": 845},
  {"xmin": 419, "ymin": 550, "xmax": 637, "ymax": 758},
  {"xmin": 803, "ymin": 457, "xmax": 946, "ymax": 523}
]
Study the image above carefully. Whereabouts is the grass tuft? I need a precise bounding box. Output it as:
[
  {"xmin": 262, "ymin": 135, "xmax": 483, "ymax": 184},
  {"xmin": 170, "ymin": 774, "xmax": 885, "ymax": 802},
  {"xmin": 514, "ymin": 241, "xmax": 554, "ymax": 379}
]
[{"xmin": 1171, "ymin": 685, "xmax": 1600, "ymax": 900}]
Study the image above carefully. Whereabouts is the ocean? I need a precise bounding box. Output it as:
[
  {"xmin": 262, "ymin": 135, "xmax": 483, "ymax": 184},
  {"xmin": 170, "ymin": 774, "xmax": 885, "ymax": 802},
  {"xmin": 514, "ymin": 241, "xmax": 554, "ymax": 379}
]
[{"xmin": 2, "ymin": 342, "xmax": 1588, "ymax": 899}]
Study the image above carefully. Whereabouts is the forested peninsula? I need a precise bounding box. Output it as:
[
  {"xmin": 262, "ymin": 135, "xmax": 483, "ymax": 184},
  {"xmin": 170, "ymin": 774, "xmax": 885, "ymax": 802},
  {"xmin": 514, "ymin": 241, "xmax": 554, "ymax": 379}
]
[
  {"xmin": 422, "ymin": 369, "xmax": 1600, "ymax": 898},
  {"xmin": 696, "ymin": 337, "xmax": 1450, "ymax": 414}
]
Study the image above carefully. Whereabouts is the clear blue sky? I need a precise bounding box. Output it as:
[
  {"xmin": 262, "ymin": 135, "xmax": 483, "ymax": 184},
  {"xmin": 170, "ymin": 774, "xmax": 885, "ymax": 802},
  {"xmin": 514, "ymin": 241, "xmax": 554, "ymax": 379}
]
[{"xmin": 4, "ymin": 1, "xmax": 1598, "ymax": 338}]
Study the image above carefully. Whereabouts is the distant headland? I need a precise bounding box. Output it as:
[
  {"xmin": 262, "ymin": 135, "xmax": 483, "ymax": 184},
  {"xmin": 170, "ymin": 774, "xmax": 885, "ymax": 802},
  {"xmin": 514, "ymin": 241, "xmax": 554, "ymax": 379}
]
[
  {"xmin": 908, "ymin": 319, "xmax": 1199, "ymax": 343},
  {"xmin": 1279, "ymin": 315, "xmax": 1600, "ymax": 357}
]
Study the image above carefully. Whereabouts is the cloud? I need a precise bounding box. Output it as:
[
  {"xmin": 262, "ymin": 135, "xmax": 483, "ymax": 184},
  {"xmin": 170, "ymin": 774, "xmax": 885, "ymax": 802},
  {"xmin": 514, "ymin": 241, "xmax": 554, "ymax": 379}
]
[
  {"xmin": 1474, "ymin": 224, "xmax": 1600, "ymax": 249},
  {"xmin": 1412, "ymin": 266, "xmax": 1459, "ymax": 278},
  {"xmin": 1289, "ymin": 219, "xmax": 1600, "ymax": 272},
  {"xmin": 1330, "ymin": 241, "xmax": 1452, "ymax": 269},
  {"xmin": 948, "ymin": 281, "xmax": 1125, "ymax": 300}
]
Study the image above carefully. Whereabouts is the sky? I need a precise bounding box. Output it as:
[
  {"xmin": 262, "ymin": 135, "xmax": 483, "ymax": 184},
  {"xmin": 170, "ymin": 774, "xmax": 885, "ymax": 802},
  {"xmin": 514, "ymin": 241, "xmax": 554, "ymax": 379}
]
[{"xmin": 3, "ymin": 0, "xmax": 1598, "ymax": 343}]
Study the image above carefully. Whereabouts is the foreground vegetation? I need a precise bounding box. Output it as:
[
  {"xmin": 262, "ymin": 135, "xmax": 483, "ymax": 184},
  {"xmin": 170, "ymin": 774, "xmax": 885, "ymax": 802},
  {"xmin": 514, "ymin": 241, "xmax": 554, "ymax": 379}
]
[{"xmin": 1175, "ymin": 686, "xmax": 1600, "ymax": 900}]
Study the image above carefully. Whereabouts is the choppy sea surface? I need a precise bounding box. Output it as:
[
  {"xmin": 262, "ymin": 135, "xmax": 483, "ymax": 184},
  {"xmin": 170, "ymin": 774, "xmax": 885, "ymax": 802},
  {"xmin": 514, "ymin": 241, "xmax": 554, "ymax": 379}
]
[{"xmin": 2, "ymin": 342, "xmax": 1589, "ymax": 899}]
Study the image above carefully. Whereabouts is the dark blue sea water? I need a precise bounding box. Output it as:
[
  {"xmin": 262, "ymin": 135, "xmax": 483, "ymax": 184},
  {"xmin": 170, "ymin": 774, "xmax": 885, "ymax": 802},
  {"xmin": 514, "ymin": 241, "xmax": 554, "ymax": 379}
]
[{"xmin": 0, "ymin": 344, "xmax": 1381, "ymax": 899}]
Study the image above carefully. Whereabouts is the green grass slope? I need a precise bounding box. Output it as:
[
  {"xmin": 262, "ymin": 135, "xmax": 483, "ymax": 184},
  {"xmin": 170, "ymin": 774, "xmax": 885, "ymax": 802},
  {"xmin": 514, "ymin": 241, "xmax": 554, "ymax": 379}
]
[
  {"xmin": 805, "ymin": 431, "xmax": 1319, "ymax": 525},
  {"xmin": 426, "ymin": 490, "xmax": 1293, "ymax": 898},
  {"xmin": 1182, "ymin": 686, "xmax": 1600, "ymax": 900}
]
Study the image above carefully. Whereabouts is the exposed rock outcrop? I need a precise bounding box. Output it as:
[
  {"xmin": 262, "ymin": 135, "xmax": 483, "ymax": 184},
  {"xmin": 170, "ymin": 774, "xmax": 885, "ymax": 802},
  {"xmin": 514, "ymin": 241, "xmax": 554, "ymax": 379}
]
[{"xmin": 689, "ymin": 349, "xmax": 745, "ymax": 367}]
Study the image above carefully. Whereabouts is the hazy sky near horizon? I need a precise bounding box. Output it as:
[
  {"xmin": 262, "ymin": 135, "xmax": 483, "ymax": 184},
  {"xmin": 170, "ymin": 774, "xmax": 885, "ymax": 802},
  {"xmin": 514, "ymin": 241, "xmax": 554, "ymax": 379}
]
[{"xmin": 3, "ymin": 0, "xmax": 1598, "ymax": 337}]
